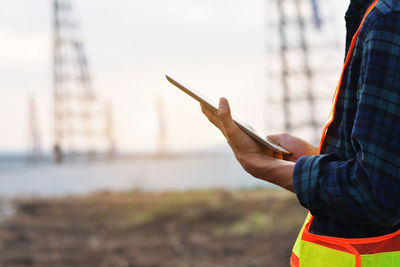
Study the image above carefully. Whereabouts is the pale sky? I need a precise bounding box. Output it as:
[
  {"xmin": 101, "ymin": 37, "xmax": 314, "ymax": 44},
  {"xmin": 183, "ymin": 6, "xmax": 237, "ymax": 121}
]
[{"xmin": 0, "ymin": 0, "xmax": 349, "ymax": 152}]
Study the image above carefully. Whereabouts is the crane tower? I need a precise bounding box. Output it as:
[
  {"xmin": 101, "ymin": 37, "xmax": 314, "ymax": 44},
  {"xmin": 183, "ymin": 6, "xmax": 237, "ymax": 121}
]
[
  {"xmin": 265, "ymin": 0, "xmax": 341, "ymax": 144},
  {"xmin": 28, "ymin": 95, "xmax": 42, "ymax": 161},
  {"xmin": 52, "ymin": 0, "xmax": 114, "ymax": 160}
]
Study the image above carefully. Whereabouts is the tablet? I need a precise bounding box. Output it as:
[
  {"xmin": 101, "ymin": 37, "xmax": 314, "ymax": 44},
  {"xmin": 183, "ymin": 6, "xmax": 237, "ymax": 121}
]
[{"xmin": 166, "ymin": 75, "xmax": 291, "ymax": 155}]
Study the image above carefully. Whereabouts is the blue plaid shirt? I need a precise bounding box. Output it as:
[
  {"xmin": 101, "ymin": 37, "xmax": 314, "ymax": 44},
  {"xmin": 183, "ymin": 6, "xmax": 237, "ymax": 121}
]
[{"xmin": 293, "ymin": 0, "xmax": 400, "ymax": 238}]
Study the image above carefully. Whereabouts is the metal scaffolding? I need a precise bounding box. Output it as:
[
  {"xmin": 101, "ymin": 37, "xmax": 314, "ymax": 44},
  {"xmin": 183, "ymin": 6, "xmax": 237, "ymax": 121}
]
[
  {"xmin": 156, "ymin": 96, "xmax": 167, "ymax": 155},
  {"xmin": 52, "ymin": 0, "xmax": 114, "ymax": 161},
  {"xmin": 265, "ymin": 0, "xmax": 340, "ymax": 144},
  {"xmin": 28, "ymin": 95, "xmax": 42, "ymax": 160}
]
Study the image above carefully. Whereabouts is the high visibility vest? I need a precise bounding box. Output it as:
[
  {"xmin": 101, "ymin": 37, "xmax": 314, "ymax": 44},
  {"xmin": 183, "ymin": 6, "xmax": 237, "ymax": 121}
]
[{"xmin": 290, "ymin": 1, "xmax": 400, "ymax": 266}]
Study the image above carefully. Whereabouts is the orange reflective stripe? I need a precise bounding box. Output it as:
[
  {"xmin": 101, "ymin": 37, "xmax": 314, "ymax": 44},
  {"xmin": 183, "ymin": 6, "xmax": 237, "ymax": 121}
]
[
  {"xmin": 302, "ymin": 220, "xmax": 400, "ymax": 254},
  {"xmin": 317, "ymin": 0, "xmax": 378, "ymax": 154},
  {"xmin": 290, "ymin": 252, "xmax": 299, "ymax": 267},
  {"xmin": 353, "ymin": 236, "xmax": 400, "ymax": 254},
  {"xmin": 302, "ymin": 216, "xmax": 362, "ymax": 267},
  {"xmin": 301, "ymin": 214, "xmax": 400, "ymax": 267}
]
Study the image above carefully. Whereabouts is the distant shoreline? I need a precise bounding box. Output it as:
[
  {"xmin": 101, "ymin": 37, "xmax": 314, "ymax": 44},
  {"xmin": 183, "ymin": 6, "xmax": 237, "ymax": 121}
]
[{"xmin": 0, "ymin": 154, "xmax": 276, "ymax": 197}]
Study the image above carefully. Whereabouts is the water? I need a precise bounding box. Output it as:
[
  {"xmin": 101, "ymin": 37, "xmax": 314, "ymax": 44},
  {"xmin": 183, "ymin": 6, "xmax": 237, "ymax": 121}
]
[{"xmin": 0, "ymin": 153, "xmax": 274, "ymax": 197}]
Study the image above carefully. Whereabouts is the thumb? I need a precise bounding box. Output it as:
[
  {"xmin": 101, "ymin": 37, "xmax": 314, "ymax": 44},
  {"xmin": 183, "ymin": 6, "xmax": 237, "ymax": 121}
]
[{"xmin": 218, "ymin": 97, "xmax": 237, "ymax": 135}]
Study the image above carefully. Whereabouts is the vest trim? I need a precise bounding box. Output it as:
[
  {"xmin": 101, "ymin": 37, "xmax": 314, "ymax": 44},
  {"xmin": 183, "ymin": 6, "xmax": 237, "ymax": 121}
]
[{"xmin": 289, "ymin": 1, "xmax": 400, "ymax": 266}]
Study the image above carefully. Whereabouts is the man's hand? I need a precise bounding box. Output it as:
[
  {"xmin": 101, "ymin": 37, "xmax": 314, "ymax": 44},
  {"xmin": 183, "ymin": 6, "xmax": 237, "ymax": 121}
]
[
  {"xmin": 267, "ymin": 133, "xmax": 318, "ymax": 162},
  {"xmin": 200, "ymin": 97, "xmax": 295, "ymax": 192}
]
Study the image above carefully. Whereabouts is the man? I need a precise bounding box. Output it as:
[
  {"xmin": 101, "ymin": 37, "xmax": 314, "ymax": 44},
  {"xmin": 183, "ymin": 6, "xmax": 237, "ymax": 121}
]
[{"xmin": 200, "ymin": 0, "xmax": 400, "ymax": 266}]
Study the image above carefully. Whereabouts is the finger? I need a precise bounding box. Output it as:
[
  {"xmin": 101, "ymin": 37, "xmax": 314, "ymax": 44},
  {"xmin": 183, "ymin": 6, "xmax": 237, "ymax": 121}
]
[
  {"xmin": 266, "ymin": 133, "xmax": 285, "ymax": 145},
  {"xmin": 200, "ymin": 104, "xmax": 218, "ymax": 123},
  {"xmin": 200, "ymin": 103, "xmax": 216, "ymax": 115},
  {"xmin": 200, "ymin": 103, "xmax": 214, "ymax": 118},
  {"xmin": 283, "ymin": 154, "xmax": 293, "ymax": 161},
  {"xmin": 200, "ymin": 103, "xmax": 224, "ymax": 133},
  {"xmin": 217, "ymin": 97, "xmax": 238, "ymax": 136}
]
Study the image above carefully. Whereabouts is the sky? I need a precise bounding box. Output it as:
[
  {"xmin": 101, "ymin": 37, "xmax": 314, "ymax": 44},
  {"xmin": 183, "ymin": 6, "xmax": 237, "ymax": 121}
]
[{"xmin": 0, "ymin": 0, "xmax": 349, "ymax": 153}]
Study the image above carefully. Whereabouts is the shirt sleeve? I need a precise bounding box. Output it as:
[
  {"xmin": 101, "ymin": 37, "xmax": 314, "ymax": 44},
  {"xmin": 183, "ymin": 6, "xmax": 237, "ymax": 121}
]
[{"xmin": 293, "ymin": 15, "xmax": 400, "ymax": 227}]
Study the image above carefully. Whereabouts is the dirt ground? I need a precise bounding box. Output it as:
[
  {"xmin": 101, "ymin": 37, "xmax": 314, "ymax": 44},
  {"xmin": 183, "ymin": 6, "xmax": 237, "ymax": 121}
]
[{"xmin": 0, "ymin": 189, "xmax": 307, "ymax": 267}]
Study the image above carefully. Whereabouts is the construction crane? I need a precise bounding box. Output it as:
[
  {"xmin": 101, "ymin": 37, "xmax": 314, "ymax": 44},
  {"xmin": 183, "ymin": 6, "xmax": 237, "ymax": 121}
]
[
  {"xmin": 265, "ymin": 0, "xmax": 339, "ymax": 144},
  {"xmin": 52, "ymin": 0, "xmax": 115, "ymax": 162},
  {"xmin": 156, "ymin": 96, "xmax": 167, "ymax": 156},
  {"xmin": 105, "ymin": 101, "xmax": 117, "ymax": 159},
  {"xmin": 28, "ymin": 95, "xmax": 42, "ymax": 161},
  {"xmin": 310, "ymin": 0, "xmax": 322, "ymax": 29}
]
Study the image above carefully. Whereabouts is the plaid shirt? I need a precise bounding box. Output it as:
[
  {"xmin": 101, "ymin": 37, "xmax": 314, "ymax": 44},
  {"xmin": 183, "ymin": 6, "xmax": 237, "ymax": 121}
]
[{"xmin": 293, "ymin": 0, "xmax": 400, "ymax": 238}]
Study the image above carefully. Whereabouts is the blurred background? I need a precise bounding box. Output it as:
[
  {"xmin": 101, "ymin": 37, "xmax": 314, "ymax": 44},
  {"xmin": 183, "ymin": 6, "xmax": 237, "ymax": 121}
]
[{"xmin": 0, "ymin": 0, "xmax": 349, "ymax": 266}]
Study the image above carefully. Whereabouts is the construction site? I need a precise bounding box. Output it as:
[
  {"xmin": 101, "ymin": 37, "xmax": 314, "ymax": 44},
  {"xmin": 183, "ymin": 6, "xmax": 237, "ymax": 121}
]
[
  {"xmin": 0, "ymin": 0, "xmax": 346, "ymax": 266},
  {"xmin": 20, "ymin": 0, "xmax": 342, "ymax": 162}
]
